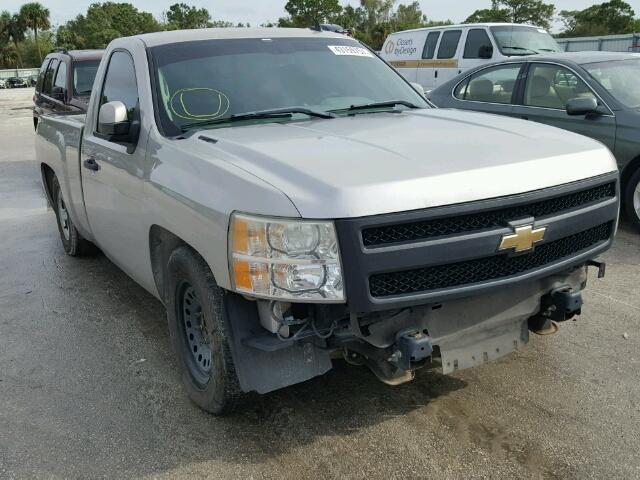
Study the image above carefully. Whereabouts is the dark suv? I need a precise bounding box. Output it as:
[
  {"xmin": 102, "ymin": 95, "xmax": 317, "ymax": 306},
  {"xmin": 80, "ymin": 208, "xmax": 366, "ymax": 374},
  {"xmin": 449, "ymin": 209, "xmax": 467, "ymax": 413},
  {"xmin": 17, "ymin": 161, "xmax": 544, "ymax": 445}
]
[{"xmin": 33, "ymin": 48, "xmax": 103, "ymax": 130}]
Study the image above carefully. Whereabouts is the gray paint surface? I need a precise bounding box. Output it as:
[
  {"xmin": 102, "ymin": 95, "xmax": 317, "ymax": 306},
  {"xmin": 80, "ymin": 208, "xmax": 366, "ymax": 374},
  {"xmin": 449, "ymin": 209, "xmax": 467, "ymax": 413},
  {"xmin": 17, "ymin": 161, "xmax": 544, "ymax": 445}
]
[
  {"xmin": 36, "ymin": 32, "xmax": 617, "ymax": 295},
  {"xmin": 2, "ymin": 87, "xmax": 640, "ymax": 478}
]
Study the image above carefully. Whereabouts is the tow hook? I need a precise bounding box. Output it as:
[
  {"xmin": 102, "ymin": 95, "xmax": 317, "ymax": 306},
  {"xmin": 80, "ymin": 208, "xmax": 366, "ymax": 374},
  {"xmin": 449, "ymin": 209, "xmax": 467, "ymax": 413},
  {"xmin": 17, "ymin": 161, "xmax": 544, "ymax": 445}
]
[
  {"xmin": 391, "ymin": 329, "xmax": 433, "ymax": 371},
  {"xmin": 587, "ymin": 260, "xmax": 607, "ymax": 279},
  {"xmin": 529, "ymin": 285, "xmax": 584, "ymax": 335}
]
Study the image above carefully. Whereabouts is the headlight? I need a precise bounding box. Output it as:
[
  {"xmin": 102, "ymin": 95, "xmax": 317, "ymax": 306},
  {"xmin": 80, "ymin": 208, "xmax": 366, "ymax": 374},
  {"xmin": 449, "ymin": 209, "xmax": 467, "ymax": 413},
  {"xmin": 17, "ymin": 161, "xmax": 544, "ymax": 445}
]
[{"xmin": 229, "ymin": 213, "xmax": 344, "ymax": 302}]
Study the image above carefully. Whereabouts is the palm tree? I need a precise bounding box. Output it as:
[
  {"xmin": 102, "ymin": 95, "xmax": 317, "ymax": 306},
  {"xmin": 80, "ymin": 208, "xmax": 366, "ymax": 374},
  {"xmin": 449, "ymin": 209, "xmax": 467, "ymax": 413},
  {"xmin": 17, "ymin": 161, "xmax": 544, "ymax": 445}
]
[
  {"xmin": 20, "ymin": 3, "xmax": 50, "ymax": 62},
  {"xmin": 1, "ymin": 12, "xmax": 26, "ymax": 68}
]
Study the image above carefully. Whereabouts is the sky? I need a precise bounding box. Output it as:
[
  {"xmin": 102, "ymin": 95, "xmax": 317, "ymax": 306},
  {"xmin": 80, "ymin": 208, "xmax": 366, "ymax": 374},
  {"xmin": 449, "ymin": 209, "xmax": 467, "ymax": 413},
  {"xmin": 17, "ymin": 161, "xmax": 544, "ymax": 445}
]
[{"xmin": 3, "ymin": 0, "xmax": 640, "ymax": 31}]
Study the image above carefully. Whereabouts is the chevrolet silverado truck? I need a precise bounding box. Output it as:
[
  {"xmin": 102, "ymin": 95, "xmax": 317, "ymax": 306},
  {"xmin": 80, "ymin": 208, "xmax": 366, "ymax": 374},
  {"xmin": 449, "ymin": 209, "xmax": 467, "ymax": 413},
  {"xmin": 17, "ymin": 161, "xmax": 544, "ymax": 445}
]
[{"xmin": 36, "ymin": 28, "xmax": 619, "ymax": 414}]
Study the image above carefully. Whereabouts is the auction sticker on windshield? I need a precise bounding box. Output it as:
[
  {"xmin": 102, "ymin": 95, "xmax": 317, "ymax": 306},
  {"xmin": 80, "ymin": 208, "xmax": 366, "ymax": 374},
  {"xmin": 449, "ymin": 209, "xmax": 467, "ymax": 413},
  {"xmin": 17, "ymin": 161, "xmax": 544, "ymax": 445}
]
[{"xmin": 328, "ymin": 45, "xmax": 373, "ymax": 57}]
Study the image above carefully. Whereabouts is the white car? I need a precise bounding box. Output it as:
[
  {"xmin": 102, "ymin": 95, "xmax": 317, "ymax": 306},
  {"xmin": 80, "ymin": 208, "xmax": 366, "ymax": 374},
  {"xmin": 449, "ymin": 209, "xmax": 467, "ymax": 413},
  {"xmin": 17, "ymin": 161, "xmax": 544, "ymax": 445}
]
[{"xmin": 381, "ymin": 23, "xmax": 561, "ymax": 92}]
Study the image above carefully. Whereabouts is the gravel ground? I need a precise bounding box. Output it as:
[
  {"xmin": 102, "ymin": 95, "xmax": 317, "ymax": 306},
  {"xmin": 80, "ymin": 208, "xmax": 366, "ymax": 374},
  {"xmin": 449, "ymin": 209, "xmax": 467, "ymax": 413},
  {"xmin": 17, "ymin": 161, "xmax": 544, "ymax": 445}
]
[{"xmin": 0, "ymin": 87, "xmax": 639, "ymax": 479}]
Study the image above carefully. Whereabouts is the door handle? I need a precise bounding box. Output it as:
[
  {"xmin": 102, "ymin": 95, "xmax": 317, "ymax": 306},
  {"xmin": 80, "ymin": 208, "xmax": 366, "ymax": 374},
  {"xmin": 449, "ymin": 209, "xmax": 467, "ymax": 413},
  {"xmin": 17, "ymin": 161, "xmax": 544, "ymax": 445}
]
[{"xmin": 83, "ymin": 158, "xmax": 100, "ymax": 171}]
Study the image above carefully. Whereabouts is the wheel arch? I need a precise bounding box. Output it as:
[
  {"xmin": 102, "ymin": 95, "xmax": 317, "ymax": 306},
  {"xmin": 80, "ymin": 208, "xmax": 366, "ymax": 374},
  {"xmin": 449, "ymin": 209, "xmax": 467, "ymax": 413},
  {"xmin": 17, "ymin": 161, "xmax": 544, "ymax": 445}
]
[
  {"xmin": 149, "ymin": 225, "xmax": 215, "ymax": 304},
  {"xmin": 40, "ymin": 163, "xmax": 56, "ymax": 207},
  {"xmin": 621, "ymin": 155, "xmax": 640, "ymax": 195}
]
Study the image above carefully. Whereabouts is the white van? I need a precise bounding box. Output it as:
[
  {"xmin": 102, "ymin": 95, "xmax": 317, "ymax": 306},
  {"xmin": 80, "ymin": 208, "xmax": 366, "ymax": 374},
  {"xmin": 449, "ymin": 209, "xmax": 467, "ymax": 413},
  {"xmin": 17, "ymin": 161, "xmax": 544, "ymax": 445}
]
[{"xmin": 381, "ymin": 23, "xmax": 561, "ymax": 92}]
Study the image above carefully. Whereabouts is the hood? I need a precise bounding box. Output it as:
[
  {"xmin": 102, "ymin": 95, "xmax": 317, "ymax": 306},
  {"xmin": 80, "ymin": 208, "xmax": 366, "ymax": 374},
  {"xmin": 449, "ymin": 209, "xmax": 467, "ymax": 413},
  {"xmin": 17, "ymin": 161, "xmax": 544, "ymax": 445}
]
[{"xmin": 188, "ymin": 109, "xmax": 617, "ymax": 218}]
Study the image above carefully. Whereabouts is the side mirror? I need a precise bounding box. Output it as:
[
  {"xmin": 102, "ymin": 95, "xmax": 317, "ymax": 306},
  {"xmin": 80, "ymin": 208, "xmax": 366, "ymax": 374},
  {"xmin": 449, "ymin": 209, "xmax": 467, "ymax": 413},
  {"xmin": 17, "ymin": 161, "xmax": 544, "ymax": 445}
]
[
  {"xmin": 410, "ymin": 82, "xmax": 425, "ymax": 97},
  {"xmin": 478, "ymin": 45, "xmax": 494, "ymax": 59},
  {"xmin": 51, "ymin": 86, "xmax": 66, "ymax": 101},
  {"xmin": 98, "ymin": 100, "xmax": 130, "ymax": 137},
  {"xmin": 566, "ymin": 97, "xmax": 599, "ymax": 116}
]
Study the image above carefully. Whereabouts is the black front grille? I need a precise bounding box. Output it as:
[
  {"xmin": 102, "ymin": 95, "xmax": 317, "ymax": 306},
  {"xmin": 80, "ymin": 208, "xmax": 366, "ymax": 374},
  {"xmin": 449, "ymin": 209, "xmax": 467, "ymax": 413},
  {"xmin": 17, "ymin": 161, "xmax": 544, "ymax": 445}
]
[
  {"xmin": 369, "ymin": 222, "xmax": 612, "ymax": 298},
  {"xmin": 362, "ymin": 182, "xmax": 616, "ymax": 247}
]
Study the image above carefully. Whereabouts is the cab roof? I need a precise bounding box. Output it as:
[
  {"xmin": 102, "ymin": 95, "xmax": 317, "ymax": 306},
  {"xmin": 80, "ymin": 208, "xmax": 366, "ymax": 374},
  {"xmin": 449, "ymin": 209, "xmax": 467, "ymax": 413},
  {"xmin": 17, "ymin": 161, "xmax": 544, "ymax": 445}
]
[
  {"xmin": 390, "ymin": 23, "xmax": 547, "ymax": 34},
  {"xmin": 134, "ymin": 28, "xmax": 348, "ymax": 48}
]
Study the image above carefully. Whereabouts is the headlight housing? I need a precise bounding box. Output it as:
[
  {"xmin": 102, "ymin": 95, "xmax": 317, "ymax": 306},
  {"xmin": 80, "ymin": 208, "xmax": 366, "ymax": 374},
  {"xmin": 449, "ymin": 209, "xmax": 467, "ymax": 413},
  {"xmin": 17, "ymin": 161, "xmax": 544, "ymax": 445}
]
[{"xmin": 229, "ymin": 213, "xmax": 345, "ymax": 302}]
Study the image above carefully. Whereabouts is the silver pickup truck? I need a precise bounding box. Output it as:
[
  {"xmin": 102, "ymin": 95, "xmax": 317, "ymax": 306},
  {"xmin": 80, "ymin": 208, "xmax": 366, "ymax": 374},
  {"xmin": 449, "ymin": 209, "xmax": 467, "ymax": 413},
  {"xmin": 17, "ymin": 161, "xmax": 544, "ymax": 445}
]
[{"xmin": 36, "ymin": 28, "xmax": 620, "ymax": 414}]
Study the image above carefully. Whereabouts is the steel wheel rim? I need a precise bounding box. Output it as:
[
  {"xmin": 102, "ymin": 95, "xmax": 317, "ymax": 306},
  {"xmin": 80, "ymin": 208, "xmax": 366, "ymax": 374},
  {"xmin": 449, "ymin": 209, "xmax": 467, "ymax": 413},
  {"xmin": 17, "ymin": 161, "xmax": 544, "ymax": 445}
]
[
  {"xmin": 57, "ymin": 193, "xmax": 70, "ymax": 241},
  {"xmin": 178, "ymin": 282, "xmax": 212, "ymax": 385},
  {"xmin": 634, "ymin": 181, "xmax": 640, "ymax": 220}
]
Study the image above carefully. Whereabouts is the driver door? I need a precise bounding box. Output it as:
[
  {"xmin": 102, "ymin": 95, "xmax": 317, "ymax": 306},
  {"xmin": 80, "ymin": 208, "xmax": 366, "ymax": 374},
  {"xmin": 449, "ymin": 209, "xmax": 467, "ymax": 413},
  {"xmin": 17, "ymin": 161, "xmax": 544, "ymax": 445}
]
[{"xmin": 80, "ymin": 50, "xmax": 149, "ymax": 284}]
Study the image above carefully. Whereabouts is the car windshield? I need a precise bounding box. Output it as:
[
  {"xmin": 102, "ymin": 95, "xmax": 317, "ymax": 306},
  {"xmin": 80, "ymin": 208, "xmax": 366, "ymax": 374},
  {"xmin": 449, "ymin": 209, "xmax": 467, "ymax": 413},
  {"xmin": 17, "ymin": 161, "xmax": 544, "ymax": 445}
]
[
  {"xmin": 149, "ymin": 36, "xmax": 428, "ymax": 135},
  {"xmin": 584, "ymin": 58, "xmax": 640, "ymax": 109},
  {"xmin": 490, "ymin": 26, "xmax": 560, "ymax": 55},
  {"xmin": 73, "ymin": 60, "xmax": 100, "ymax": 96}
]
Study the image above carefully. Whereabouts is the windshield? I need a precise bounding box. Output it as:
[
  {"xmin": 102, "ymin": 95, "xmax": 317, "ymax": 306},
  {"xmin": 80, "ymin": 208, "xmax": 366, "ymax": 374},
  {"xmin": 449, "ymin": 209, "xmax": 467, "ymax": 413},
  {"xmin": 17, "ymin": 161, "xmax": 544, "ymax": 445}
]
[
  {"xmin": 73, "ymin": 60, "xmax": 100, "ymax": 96},
  {"xmin": 149, "ymin": 37, "xmax": 428, "ymax": 135},
  {"xmin": 584, "ymin": 58, "xmax": 640, "ymax": 109},
  {"xmin": 490, "ymin": 26, "xmax": 560, "ymax": 55}
]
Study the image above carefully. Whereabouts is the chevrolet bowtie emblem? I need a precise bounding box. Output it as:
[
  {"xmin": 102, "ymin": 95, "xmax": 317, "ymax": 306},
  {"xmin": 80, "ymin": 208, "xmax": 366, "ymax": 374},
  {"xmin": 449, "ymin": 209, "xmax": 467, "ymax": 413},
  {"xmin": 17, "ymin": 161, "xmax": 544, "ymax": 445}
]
[{"xmin": 499, "ymin": 225, "xmax": 547, "ymax": 253}]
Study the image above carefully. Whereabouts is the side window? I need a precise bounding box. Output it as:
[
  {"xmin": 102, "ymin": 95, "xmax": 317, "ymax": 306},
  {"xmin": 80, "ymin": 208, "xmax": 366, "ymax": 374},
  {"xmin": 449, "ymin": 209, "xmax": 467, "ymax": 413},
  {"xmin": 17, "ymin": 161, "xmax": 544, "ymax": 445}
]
[
  {"xmin": 99, "ymin": 51, "xmax": 139, "ymax": 121},
  {"xmin": 422, "ymin": 32, "xmax": 440, "ymax": 60},
  {"xmin": 464, "ymin": 29, "xmax": 492, "ymax": 59},
  {"xmin": 524, "ymin": 64, "xmax": 596, "ymax": 110},
  {"xmin": 437, "ymin": 30, "xmax": 462, "ymax": 59},
  {"xmin": 42, "ymin": 59, "xmax": 59, "ymax": 95},
  {"xmin": 36, "ymin": 58, "xmax": 50, "ymax": 92},
  {"xmin": 53, "ymin": 62, "xmax": 67, "ymax": 90},
  {"xmin": 455, "ymin": 64, "xmax": 522, "ymax": 104}
]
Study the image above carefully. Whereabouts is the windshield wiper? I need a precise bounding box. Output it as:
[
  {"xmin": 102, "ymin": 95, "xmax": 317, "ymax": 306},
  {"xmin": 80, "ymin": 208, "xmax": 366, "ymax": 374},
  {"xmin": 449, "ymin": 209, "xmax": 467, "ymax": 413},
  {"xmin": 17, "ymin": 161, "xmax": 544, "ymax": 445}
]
[
  {"xmin": 537, "ymin": 48, "xmax": 558, "ymax": 52},
  {"xmin": 333, "ymin": 100, "xmax": 421, "ymax": 114},
  {"xmin": 180, "ymin": 107, "xmax": 335, "ymax": 131},
  {"xmin": 501, "ymin": 46, "xmax": 539, "ymax": 54}
]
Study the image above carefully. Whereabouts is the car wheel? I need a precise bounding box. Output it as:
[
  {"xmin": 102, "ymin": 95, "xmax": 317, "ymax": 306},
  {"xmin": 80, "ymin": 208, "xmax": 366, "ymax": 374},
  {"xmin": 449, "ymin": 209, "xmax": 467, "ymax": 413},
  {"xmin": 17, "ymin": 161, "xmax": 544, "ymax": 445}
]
[
  {"xmin": 51, "ymin": 175, "xmax": 98, "ymax": 256},
  {"xmin": 624, "ymin": 168, "xmax": 640, "ymax": 231},
  {"xmin": 166, "ymin": 246, "xmax": 243, "ymax": 415}
]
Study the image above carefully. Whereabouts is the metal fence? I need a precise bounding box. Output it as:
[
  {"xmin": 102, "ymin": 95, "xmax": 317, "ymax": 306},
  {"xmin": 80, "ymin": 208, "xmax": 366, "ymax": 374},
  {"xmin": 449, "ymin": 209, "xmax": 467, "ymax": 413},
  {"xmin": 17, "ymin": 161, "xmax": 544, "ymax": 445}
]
[
  {"xmin": 0, "ymin": 68, "xmax": 39, "ymax": 80},
  {"xmin": 557, "ymin": 33, "xmax": 640, "ymax": 53}
]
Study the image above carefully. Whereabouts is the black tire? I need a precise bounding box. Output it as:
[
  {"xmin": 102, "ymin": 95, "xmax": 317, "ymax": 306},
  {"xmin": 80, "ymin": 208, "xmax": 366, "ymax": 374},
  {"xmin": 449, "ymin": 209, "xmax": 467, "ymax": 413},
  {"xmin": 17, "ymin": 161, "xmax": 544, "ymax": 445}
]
[
  {"xmin": 624, "ymin": 167, "xmax": 640, "ymax": 231},
  {"xmin": 51, "ymin": 175, "xmax": 98, "ymax": 256},
  {"xmin": 166, "ymin": 246, "xmax": 243, "ymax": 415}
]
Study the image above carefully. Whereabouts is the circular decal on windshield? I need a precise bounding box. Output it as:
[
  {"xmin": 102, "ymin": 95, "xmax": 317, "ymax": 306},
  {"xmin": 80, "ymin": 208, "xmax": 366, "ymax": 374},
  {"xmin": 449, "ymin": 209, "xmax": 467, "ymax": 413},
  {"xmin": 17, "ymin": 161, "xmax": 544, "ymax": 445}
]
[{"xmin": 169, "ymin": 88, "xmax": 230, "ymax": 121}]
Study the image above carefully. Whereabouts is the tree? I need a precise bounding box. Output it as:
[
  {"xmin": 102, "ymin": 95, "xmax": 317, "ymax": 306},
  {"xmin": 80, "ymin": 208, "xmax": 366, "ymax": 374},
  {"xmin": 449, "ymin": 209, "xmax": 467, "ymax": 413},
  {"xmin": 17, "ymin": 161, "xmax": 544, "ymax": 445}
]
[
  {"xmin": 1, "ymin": 12, "xmax": 26, "ymax": 68},
  {"xmin": 57, "ymin": 3, "xmax": 162, "ymax": 49},
  {"xmin": 283, "ymin": 0, "xmax": 342, "ymax": 27},
  {"xmin": 559, "ymin": 1, "xmax": 637, "ymax": 37},
  {"xmin": 19, "ymin": 2, "xmax": 50, "ymax": 62},
  {"xmin": 465, "ymin": 0, "xmax": 555, "ymax": 30},
  {"xmin": 165, "ymin": 3, "xmax": 211, "ymax": 30},
  {"xmin": 392, "ymin": 1, "xmax": 426, "ymax": 31},
  {"xmin": 465, "ymin": 8, "xmax": 510, "ymax": 23}
]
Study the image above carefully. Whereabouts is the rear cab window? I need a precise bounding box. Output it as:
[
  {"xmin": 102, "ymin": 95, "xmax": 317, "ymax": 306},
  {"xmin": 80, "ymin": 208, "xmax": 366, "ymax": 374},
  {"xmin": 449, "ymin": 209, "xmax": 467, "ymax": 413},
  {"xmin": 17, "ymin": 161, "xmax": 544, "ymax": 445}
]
[
  {"xmin": 73, "ymin": 60, "xmax": 101, "ymax": 97},
  {"xmin": 36, "ymin": 58, "xmax": 51, "ymax": 93},
  {"xmin": 53, "ymin": 62, "xmax": 67, "ymax": 92},
  {"xmin": 437, "ymin": 30, "xmax": 462, "ymax": 59},
  {"xmin": 42, "ymin": 59, "xmax": 59, "ymax": 96}
]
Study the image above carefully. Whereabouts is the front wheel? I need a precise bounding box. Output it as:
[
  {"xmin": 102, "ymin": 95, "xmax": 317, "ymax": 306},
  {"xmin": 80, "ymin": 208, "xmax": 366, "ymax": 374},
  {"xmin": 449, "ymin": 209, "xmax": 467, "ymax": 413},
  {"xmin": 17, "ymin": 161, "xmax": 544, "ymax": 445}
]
[
  {"xmin": 51, "ymin": 175, "xmax": 97, "ymax": 256},
  {"xmin": 624, "ymin": 168, "xmax": 640, "ymax": 231},
  {"xmin": 166, "ymin": 246, "xmax": 243, "ymax": 415}
]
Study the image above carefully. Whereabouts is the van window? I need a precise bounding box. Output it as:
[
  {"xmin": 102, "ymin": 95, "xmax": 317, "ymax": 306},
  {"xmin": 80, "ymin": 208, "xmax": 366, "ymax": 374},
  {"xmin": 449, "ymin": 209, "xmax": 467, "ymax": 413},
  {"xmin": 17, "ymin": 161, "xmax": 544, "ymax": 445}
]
[
  {"xmin": 422, "ymin": 32, "xmax": 440, "ymax": 60},
  {"xmin": 36, "ymin": 58, "xmax": 50, "ymax": 92},
  {"xmin": 42, "ymin": 59, "xmax": 59, "ymax": 95},
  {"xmin": 53, "ymin": 62, "xmax": 67, "ymax": 90},
  {"xmin": 454, "ymin": 64, "xmax": 522, "ymax": 104},
  {"xmin": 437, "ymin": 30, "xmax": 462, "ymax": 59},
  {"xmin": 524, "ymin": 64, "xmax": 596, "ymax": 110},
  {"xmin": 464, "ymin": 29, "xmax": 492, "ymax": 59}
]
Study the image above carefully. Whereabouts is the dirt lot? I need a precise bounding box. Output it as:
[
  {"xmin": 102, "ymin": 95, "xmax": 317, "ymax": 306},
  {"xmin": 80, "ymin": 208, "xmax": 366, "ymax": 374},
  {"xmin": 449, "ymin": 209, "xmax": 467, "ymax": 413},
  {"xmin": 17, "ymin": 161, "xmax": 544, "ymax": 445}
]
[{"xmin": 0, "ymin": 87, "xmax": 639, "ymax": 479}]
